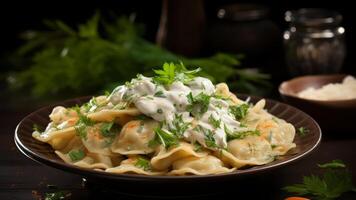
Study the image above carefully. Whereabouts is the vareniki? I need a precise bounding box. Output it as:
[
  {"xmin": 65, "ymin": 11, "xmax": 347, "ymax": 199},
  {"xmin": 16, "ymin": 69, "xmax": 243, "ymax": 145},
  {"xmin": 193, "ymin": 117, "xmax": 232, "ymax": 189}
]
[{"xmin": 33, "ymin": 63, "xmax": 296, "ymax": 175}]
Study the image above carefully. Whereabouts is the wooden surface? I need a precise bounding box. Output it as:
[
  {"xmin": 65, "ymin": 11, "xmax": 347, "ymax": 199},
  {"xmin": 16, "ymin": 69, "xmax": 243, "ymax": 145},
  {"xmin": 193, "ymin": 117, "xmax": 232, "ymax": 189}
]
[{"xmin": 1, "ymin": 110, "xmax": 356, "ymax": 200}]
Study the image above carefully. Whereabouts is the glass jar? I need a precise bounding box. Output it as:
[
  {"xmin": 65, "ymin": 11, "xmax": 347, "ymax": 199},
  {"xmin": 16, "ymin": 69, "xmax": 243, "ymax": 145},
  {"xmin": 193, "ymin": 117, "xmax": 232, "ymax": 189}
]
[
  {"xmin": 206, "ymin": 4, "xmax": 283, "ymax": 74},
  {"xmin": 284, "ymin": 9, "xmax": 346, "ymax": 76}
]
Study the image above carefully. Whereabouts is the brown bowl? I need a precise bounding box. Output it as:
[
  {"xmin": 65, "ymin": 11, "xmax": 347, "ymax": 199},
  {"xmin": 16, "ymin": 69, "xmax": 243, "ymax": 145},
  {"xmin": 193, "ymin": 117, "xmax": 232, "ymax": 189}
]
[
  {"xmin": 279, "ymin": 74, "xmax": 356, "ymax": 133},
  {"xmin": 14, "ymin": 95, "xmax": 321, "ymax": 196}
]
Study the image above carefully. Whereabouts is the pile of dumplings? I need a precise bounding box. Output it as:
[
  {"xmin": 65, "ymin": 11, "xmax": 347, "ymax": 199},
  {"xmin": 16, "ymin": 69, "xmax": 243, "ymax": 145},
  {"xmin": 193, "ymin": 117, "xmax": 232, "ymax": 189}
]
[{"xmin": 33, "ymin": 81, "xmax": 296, "ymax": 176}]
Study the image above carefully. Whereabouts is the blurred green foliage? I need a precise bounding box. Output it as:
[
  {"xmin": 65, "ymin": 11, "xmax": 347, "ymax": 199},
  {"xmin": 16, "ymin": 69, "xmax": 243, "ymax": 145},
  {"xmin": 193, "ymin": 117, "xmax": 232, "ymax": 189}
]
[{"xmin": 7, "ymin": 13, "xmax": 271, "ymax": 100}]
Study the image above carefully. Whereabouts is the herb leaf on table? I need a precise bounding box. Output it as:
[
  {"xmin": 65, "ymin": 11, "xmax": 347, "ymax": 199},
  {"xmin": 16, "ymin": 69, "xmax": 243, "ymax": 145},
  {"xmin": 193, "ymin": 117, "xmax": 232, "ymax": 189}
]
[{"xmin": 283, "ymin": 160, "xmax": 356, "ymax": 200}]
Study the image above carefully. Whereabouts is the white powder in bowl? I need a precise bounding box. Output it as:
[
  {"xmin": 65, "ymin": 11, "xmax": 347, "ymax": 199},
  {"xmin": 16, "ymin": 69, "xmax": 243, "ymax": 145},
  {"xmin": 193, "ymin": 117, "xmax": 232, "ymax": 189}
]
[{"xmin": 297, "ymin": 76, "xmax": 356, "ymax": 100}]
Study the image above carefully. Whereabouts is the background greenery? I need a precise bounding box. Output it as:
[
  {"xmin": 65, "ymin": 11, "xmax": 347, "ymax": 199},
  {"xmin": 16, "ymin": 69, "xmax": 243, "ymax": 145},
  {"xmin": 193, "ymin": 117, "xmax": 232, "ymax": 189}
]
[{"xmin": 5, "ymin": 13, "xmax": 271, "ymax": 103}]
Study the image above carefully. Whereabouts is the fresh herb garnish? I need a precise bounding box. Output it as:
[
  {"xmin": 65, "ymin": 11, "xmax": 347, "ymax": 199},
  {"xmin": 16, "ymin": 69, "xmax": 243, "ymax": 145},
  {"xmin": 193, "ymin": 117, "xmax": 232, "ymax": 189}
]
[
  {"xmin": 283, "ymin": 160, "xmax": 356, "ymax": 200},
  {"xmin": 149, "ymin": 127, "xmax": 179, "ymax": 149},
  {"xmin": 298, "ymin": 127, "xmax": 309, "ymax": 137},
  {"xmin": 154, "ymin": 90, "xmax": 166, "ymax": 98},
  {"xmin": 169, "ymin": 114, "xmax": 190, "ymax": 137},
  {"xmin": 33, "ymin": 124, "xmax": 42, "ymax": 132},
  {"xmin": 135, "ymin": 115, "xmax": 151, "ymax": 121},
  {"xmin": 224, "ymin": 125, "xmax": 260, "ymax": 141},
  {"xmin": 186, "ymin": 92, "xmax": 211, "ymax": 118},
  {"xmin": 45, "ymin": 191, "xmax": 71, "ymax": 200},
  {"xmin": 318, "ymin": 159, "xmax": 346, "ymax": 169},
  {"xmin": 68, "ymin": 149, "xmax": 85, "ymax": 162},
  {"xmin": 74, "ymin": 112, "xmax": 94, "ymax": 140},
  {"xmin": 134, "ymin": 157, "xmax": 151, "ymax": 171},
  {"xmin": 213, "ymin": 94, "xmax": 232, "ymax": 101},
  {"xmin": 153, "ymin": 62, "xmax": 201, "ymax": 85},
  {"xmin": 194, "ymin": 142, "xmax": 203, "ymax": 152},
  {"xmin": 100, "ymin": 122, "xmax": 117, "ymax": 137},
  {"xmin": 229, "ymin": 103, "xmax": 249, "ymax": 121},
  {"xmin": 208, "ymin": 115, "xmax": 221, "ymax": 129},
  {"xmin": 195, "ymin": 125, "xmax": 218, "ymax": 148}
]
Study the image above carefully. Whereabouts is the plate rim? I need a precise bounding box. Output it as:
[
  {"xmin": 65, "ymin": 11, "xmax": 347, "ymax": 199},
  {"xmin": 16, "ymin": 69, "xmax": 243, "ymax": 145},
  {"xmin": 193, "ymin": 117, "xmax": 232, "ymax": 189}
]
[{"xmin": 14, "ymin": 94, "xmax": 322, "ymax": 181}]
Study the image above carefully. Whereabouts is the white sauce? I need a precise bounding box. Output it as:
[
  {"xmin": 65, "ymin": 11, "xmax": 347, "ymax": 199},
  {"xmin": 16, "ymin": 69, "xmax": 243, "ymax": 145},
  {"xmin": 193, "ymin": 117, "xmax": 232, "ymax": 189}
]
[{"xmin": 109, "ymin": 76, "xmax": 248, "ymax": 149}]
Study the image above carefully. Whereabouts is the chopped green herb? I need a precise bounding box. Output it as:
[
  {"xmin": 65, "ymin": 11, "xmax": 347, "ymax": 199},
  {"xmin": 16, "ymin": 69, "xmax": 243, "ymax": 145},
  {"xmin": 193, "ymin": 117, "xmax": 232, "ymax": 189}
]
[
  {"xmin": 229, "ymin": 103, "xmax": 249, "ymax": 120},
  {"xmin": 194, "ymin": 142, "xmax": 203, "ymax": 152},
  {"xmin": 283, "ymin": 160, "xmax": 356, "ymax": 200},
  {"xmin": 104, "ymin": 90, "xmax": 111, "ymax": 97},
  {"xmin": 224, "ymin": 125, "xmax": 260, "ymax": 141},
  {"xmin": 213, "ymin": 94, "xmax": 232, "ymax": 101},
  {"xmin": 68, "ymin": 149, "xmax": 85, "ymax": 161},
  {"xmin": 135, "ymin": 157, "xmax": 151, "ymax": 171},
  {"xmin": 122, "ymin": 92, "xmax": 134, "ymax": 102},
  {"xmin": 195, "ymin": 125, "xmax": 218, "ymax": 148},
  {"xmin": 100, "ymin": 122, "xmax": 117, "ymax": 137},
  {"xmin": 318, "ymin": 160, "xmax": 346, "ymax": 169},
  {"xmin": 75, "ymin": 113, "xmax": 94, "ymax": 140},
  {"xmin": 149, "ymin": 127, "xmax": 179, "ymax": 149},
  {"xmin": 157, "ymin": 108, "xmax": 163, "ymax": 114},
  {"xmin": 154, "ymin": 91, "xmax": 166, "ymax": 98},
  {"xmin": 271, "ymin": 144, "xmax": 277, "ymax": 149},
  {"xmin": 298, "ymin": 127, "xmax": 309, "ymax": 137},
  {"xmin": 45, "ymin": 191, "xmax": 71, "ymax": 200},
  {"xmin": 33, "ymin": 124, "xmax": 42, "ymax": 132},
  {"xmin": 135, "ymin": 115, "xmax": 151, "ymax": 121},
  {"xmin": 208, "ymin": 115, "xmax": 221, "ymax": 129},
  {"xmin": 186, "ymin": 92, "xmax": 211, "ymax": 118},
  {"xmin": 113, "ymin": 101, "xmax": 129, "ymax": 110},
  {"xmin": 170, "ymin": 114, "xmax": 190, "ymax": 137}
]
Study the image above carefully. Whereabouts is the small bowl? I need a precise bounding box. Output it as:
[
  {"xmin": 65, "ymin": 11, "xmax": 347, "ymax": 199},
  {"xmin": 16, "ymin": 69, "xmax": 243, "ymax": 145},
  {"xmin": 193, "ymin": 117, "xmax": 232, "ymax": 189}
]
[{"xmin": 279, "ymin": 74, "xmax": 356, "ymax": 133}]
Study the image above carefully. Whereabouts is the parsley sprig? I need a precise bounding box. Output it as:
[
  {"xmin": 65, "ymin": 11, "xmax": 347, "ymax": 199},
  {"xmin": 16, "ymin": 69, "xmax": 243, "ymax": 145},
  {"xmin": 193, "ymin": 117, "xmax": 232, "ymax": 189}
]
[
  {"xmin": 74, "ymin": 112, "xmax": 95, "ymax": 140},
  {"xmin": 68, "ymin": 149, "xmax": 85, "ymax": 162},
  {"xmin": 153, "ymin": 62, "xmax": 201, "ymax": 85},
  {"xmin": 149, "ymin": 127, "xmax": 179, "ymax": 149},
  {"xmin": 283, "ymin": 160, "xmax": 356, "ymax": 200},
  {"xmin": 134, "ymin": 157, "xmax": 151, "ymax": 171},
  {"xmin": 169, "ymin": 114, "xmax": 190, "ymax": 138},
  {"xmin": 224, "ymin": 125, "xmax": 260, "ymax": 141},
  {"xmin": 100, "ymin": 122, "xmax": 119, "ymax": 138},
  {"xmin": 229, "ymin": 103, "xmax": 249, "ymax": 121},
  {"xmin": 186, "ymin": 92, "xmax": 211, "ymax": 118},
  {"xmin": 208, "ymin": 114, "xmax": 221, "ymax": 129},
  {"xmin": 195, "ymin": 125, "xmax": 218, "ymax": 149},
  {"xmin": 297, "ymin": 126, "xmax": 310, "ymax": 137}
]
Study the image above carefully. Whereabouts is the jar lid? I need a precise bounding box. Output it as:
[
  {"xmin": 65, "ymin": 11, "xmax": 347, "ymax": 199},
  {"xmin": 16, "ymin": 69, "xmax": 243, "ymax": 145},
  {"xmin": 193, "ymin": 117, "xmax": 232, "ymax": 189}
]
[
  {"xmin": 217, "ymin": 4, "xmax": 269, "ymax": 21},
  {"xmin": 285, "ymin": 8, "xmax": 342, "ymax": 27}
]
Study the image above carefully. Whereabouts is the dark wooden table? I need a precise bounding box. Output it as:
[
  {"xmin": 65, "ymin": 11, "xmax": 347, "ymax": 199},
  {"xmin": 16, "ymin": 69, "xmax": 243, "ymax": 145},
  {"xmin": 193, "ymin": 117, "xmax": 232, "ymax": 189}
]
[{"xmin": 1, "ymin": 110, "xmax": 356, "ymax": 200}]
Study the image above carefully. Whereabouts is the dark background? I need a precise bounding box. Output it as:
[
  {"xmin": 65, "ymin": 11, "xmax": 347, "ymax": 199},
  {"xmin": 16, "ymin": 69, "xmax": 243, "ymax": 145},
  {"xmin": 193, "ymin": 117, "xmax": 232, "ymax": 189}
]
[{"xmin": 0, "ymin": 0, "xmax": 355, "ymax": 75}]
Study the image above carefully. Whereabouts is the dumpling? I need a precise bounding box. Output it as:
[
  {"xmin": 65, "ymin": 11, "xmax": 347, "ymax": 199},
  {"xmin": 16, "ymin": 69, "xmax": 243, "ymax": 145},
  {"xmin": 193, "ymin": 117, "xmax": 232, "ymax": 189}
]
[
  {"xmin": 244, "ymin": 100, "xmax": 273, "ymax": 129},
  {"xmin": 169, "ymin": 155, "xmax": 235, "ymax": 175},
  {"xmin": 106, "ymin": 156, "xmax": 165, "ymax": 175},
  {"xmin": 88, "ymin": 108, "xmax": 141, "ymax": 125},
  {"xmin": 257, "ymin": 119, "xmax": 296, "ymax": 155},
  {"xmin": 55, "ymin": 137, "xmax": 121, "ymax": 169},
  {"xmin": 151, "ymin": 142, "xmax": 207, "ymax": 171},
  {"xmin": 49, "ymin": 106, "xmax": 78, "ymax": 124},
  {"xmin": 81, "ymin": 123, "xmax": 119, "ymax": 156},
  {"xmin": 56, "ymin": 151, "xmax": 121, "ymax": 170},
  {"xmin": 215, "ymin": 83, "xmax": 244, "ymax": 105},
  {"xmin": 32, "ymin": 125, "xmax": 76, "ymax": 150},
  {"xmin": 111, "ymin": 120, "xmax": 158, "ymax": 155},
  {"xmin": 218, "ymin": 136, "xmax": 274, "ymax": 169}
]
